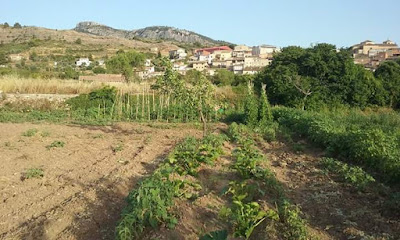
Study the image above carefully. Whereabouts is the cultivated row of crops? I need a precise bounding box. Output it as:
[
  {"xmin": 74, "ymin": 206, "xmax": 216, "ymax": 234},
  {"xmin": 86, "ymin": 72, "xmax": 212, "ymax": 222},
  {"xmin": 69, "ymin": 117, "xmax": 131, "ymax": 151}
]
[
  {"xmin": 273, "ymin": 107, "xmax": 400, "ymax": 184},
  {"xmin": 224, "ymin": 123, "xmax": 309, "ymax": 240},
  {"xmin": 116, "ymin": 134, "xmax": 225, "ymax": 240}
]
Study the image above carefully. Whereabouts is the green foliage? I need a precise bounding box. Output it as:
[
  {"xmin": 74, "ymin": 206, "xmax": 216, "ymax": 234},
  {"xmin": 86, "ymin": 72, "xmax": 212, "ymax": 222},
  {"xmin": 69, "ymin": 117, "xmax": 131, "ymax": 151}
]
[
  {"xmin": 116, "ymin": 172, "xmax": 181, "ymax": 240},
  {"xmin": 117, "ymin": 134, "xmax": 226, "ymax": 240},
  {"xmin": 199, "ymin": 229, "xmax": 228, "ymax": 240},
  {"xmin": 375, "ymin": 60, "xmax": 400, "ymax": 109},
  {"xmin": 258, "ymin": 84, "xmax": 273, "ymax": 124},
  {"xmin": 227, "ymin": 123, "xmax": 309, "ymax": 239},
  {"xmin": 232, "ymin": 146, "xmax": 265, "ymax": 179},
  {"xmin": 278, "ymin": 200, "xmax": 308, "ymax": 240},
  {"xmin": 75, "ymin": 38, "xmax": 82, "ymax": 44},
  {"xmin": 273, "ymin": 107, "xmax": 400, "ymax": 184},
  {"xmin": 46, "ymin": 141, "xmax": 65, "ymax": 150},
  {"xmin": 13, "ymin": 22, "xmax": 22, "ymax": 28},
  {"xmin": 112, "ymin": 143, "xmax": 124, "ymax": 153},
  {"xmin": 92, "ymin": 66, "xmax": 106, "ymax": 74},
  {"xmin": 168, "ymin": 135, "xmax": 224, "ymax": 175},
  {"xmin": 221, "ymin": 201, "xmax": 266, "ymax": 239},
  {"xmin": 22, "ymin": 128, "xmax": 38, "ymax": 137},
  {"xmin": 106, "ymin": 50, "xmax": 145, "ymax": 81},
  {"xmin": 212, "ymin": 69, "xmax": 235, "ymax": 86},
  {"xmin": 25, "ymin": 168, "xmax": 44, "ymax": 179},
  {"xmin": 29, "ymin": 51, "xmax": 38, "ymax": 61},
  {"xmin": 321, "ymin": 157, "xmax": 375, "ymax": 189},
  {"xmin": 257, "ymin": 44, "xmax": 388, "ymax": 109},
  {"xmin": 243, "ymin": 85, "xmax": 258, "ymax": 127},
  {"xmin": 61, "ymin": 66, "xmax": 79, "ymax": 79}
]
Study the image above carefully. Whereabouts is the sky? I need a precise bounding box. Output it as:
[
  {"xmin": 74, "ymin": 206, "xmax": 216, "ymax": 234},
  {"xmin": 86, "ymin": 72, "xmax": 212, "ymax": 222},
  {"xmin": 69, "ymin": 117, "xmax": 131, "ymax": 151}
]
[{"xmin": 1, "ymin": 0, "xmax": 400, "ymax": 48}]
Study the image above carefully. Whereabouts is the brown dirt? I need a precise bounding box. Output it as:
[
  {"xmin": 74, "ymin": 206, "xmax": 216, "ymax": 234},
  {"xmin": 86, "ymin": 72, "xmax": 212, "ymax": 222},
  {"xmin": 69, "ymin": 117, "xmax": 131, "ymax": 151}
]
[
  {"xmin": 257, "ymin": 140, "xmax": 400, "ymax": 240},
  {"xmin": 0, "ymin": 122, "xmax": 202, "ymax": 240}
]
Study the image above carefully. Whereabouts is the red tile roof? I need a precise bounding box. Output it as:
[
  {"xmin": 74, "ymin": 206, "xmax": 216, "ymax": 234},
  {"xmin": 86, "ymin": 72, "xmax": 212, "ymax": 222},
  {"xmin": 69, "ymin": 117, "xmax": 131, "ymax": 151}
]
[{"xmin": 195, "ymin": 46, "xmax": 232, "ymax": 54}]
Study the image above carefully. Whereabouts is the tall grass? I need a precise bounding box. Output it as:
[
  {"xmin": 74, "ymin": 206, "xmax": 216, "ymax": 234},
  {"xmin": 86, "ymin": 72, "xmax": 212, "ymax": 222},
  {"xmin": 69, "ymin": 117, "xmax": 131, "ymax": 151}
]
[{"xmin": 0, "ymin": 75, "xmax": 143, "ymax": 94}]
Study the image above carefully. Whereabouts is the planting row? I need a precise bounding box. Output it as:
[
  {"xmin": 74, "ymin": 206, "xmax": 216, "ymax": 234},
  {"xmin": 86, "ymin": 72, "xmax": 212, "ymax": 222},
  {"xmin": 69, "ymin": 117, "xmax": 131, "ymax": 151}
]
[
  {"xmin": 116, "ymin": 134, "xmax": 225, "ymax": 240},
  {"xmin": 273, "ymin": 107, "xmax": 400, "ymax": 184},
  {"xmin": 222, "ymin": 123, "xmax": 309, "ymax": 240}
]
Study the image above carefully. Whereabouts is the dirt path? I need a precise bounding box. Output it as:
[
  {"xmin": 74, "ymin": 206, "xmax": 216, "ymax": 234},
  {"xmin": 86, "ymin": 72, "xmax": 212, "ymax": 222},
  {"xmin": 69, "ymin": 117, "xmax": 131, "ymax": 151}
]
[
  {"xmin": 0, "ymin": 122, "xmax": 202, "ymax": 240},
  {"xmin": 257, "ymin": 140, "xmax": 400, "ymax": 240}
]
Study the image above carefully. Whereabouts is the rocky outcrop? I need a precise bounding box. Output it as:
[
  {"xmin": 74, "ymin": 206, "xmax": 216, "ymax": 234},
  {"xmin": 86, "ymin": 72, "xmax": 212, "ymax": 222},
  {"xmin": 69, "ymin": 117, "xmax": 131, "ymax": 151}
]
[{"xmin": 74, "ymin": 21, "xmax": 230, "ymax": 46}]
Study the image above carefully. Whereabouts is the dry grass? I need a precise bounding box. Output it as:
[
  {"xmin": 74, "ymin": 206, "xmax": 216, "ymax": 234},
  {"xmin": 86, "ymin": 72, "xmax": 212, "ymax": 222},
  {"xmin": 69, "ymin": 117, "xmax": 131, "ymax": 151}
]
[{"xmin": 0, "ymin": 75, "xmax": 145, "ymax": 94}]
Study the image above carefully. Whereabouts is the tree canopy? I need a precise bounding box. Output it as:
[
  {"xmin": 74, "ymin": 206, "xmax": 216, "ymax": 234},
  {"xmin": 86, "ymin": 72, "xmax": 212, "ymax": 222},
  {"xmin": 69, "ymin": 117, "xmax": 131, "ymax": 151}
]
[
  {"xmin": 256, "ymin": 43, "xmax": 388, "ymax": 109},
  {"xmin": 106, "ymin": 50, "xmax": 145, "ymax": 81}
]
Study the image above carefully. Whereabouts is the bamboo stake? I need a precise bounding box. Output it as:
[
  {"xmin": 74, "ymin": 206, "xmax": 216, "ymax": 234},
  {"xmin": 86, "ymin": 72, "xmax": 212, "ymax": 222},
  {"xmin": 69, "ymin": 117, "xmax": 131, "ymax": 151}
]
[{"xmin": 136, "ymin": 93, "xmax": 139, "ymax": 120}]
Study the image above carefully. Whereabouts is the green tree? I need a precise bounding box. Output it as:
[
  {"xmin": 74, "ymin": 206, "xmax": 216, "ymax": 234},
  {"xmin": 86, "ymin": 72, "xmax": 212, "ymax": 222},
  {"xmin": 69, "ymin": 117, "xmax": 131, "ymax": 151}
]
[
  {"xmin": 375, "ymin": 61, "xmax": 400, "ymax": 108},
  {"xmin": 258, "ymin": 43, "xmax": 381, "ymax": 109},
  {"xmin": 184, "ymin": 69, "xmax": 203, "ymax": 84},
  {"xmin": 29, "ymin": 51, "xmax": 38, "ymax": 61},
  {"xmin": 3, "ymin": 22, "xmax": 9, "ymax": 28},
  {"xmin": 75, "ymin": 38, "xmax": 82, "ymax": 44},
  {"xmin": 106, "ymin": 50, "xmax": 145, "ymax": 81},
  {"xmin": 93, "ymin": 66, "xmax": 106, "ymax": 74},
  {"xmin": 212, "ymin": 69, "xmax": 235, "ymax": 86},
  {"xmin": 0, "ymin": 53, "xmax": 8, "ymax": 65},
  {"xmin": 13, "ymin": 22, "xmax": 22, "ymax": 28}
]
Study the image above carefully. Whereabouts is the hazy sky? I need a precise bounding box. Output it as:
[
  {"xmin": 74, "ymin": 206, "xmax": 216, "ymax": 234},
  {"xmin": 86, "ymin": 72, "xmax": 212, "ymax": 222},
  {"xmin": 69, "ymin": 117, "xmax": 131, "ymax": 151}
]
[{"xmin": 1, "ymin": 0, "xmax": 399, "ymax": 48}]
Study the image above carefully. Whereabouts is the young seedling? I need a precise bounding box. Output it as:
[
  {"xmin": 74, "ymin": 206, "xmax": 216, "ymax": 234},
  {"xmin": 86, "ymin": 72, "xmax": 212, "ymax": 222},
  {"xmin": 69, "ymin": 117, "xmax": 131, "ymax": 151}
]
[
  {"xmin": 22, "ymin": 128, "xmax": 38, "ymax": 137},
  {"xmin": 24, "ymin": 168, "xmax": 44, "ymax": 180},
  {"xmin": 112, "ymin": 142, "xmax": 124, "ymax": 153},
  {"xmin": 46, "ymin": 141, "xmax": 65, "ymax": 150}
]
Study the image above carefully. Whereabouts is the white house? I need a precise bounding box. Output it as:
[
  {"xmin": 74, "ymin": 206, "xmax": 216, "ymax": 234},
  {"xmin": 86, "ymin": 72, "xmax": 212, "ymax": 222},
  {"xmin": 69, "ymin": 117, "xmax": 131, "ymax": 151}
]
[
  {"xmin": 169, "ymin": 49, "xmax": 187, "ymax": 60},
  {"xmin": 75, "ymin": 58, "xmax": 91, "ymax": 67}
]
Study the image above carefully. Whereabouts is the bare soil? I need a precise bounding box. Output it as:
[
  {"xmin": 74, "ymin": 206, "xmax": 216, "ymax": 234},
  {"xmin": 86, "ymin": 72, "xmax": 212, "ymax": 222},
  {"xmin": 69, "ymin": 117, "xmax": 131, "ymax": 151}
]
[
  {"xmin": 0, "ymin": 122, "xmax": 202, "ymax": 240},
  {"xmin": 257, "ymin": 140, "xmax": 400, "ymax": 240}
]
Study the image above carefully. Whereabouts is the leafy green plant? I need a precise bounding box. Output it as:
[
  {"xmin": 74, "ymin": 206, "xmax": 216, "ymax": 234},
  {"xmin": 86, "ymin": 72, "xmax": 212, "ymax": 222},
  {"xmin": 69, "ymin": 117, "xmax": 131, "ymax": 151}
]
[
  {"xmin": 46, "ymin": 141, "xmax": 65, "ymax": 150},
  {"xmin": 278, "ymin": 201, "xmax": 308, "ymax": 240},
  {"xmin": 40, "ymin": 130, "xmax": 51, "ymax": 137},
  {"xmin": 321, "ymin": 157, "xmax": 375, "ymax": 189},
  {"xmin": 24, "ymin": 168, "xmax": 44, "ymax": 179},
  {"xmin": 116, "ymin": 172, "xmax": 181, "ymax": 240},
  {"xmin": 199, "ymin": 229, "xmax": 228, "ymax": 240},
  {"xmin": 273, "ymin": 107, "xmax": 400, "ymax": 184},
  {"xmin": 112, "ymin": 143, "xmax": 124, "ymax": 153},
  {"xmin": 220, "ymin": 201, "xmax": 267, "ymax": 239},
  {"xmin": 22, "ymin": 128, "xmax": 38, "ymax": 137}
]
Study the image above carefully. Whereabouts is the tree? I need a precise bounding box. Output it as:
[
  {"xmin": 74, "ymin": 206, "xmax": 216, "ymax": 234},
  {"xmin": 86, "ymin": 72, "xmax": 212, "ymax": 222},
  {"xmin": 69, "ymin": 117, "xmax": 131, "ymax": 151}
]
[
  {"xmin": 258, "ymin": 43, "xmax": 382, "ymax": 109},
  {"xmin": 3, "ymin": 22, "xmax": 9, "ymax": 28},
  {"xmin": 184, "ymin": 69, "xmax": 203, "ymax": 84},
  {"xmin": 29, "ymin": 51, "xmax": 38, "ymax": 62},
  {"xmin": 106, "ymin": 50, "xmax": 145, "ymax": 82},
  {"xmin": 13, "ymin": 22, "xmax": 22, "ymax": 29},
  {"xmin": 75, "ymin": 38, "xmax": 82, "ymax": 44},
  {"xmin": 212, "ymin": 69, "xmax": 235, "ymax": 86},
  {"xmin": 375, "ymin": 61, "xmax": 400, "ymax": 109},
  {"xmin": 0, "ymin": 53, "xmax": 8, "ymax": 65}
]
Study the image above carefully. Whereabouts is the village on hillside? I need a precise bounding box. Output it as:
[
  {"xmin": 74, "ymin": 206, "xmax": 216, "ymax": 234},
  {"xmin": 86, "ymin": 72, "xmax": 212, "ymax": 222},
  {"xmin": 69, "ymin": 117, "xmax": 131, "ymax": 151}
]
[{"xmin": 77, "ymin": 40, "xmax": 400, "ymax": 82}]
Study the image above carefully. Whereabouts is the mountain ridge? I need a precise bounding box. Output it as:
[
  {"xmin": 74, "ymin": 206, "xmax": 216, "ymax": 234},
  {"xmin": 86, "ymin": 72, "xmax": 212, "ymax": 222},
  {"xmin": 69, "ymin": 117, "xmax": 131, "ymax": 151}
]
[{"xmin": 74, "ymin": 21, "xmax": 232, "ymax": 47}]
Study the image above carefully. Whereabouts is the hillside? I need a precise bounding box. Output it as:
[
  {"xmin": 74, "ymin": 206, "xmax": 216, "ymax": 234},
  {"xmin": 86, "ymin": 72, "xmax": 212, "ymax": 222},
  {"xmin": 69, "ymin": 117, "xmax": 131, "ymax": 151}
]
[
  {"xmin": 0, "ymin": 26, "xmax": 180, "ymax": 56},
  {"xmin": 74, "ymin": 21, "xmax": 232, "ymax": 47}
]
